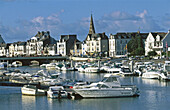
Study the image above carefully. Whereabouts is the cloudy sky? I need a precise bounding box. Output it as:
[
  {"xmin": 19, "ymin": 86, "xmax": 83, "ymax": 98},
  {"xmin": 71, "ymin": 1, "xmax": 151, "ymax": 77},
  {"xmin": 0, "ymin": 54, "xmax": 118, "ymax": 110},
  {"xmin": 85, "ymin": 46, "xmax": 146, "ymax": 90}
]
[{"xmin": 0, "ymin": 0, "xmax": 169, "ymax": 43}]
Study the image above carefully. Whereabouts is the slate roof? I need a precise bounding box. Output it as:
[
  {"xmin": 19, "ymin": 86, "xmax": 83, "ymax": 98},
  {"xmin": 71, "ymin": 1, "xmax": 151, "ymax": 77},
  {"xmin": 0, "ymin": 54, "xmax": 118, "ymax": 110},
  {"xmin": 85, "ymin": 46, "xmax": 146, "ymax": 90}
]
[
  {"xmin": 150, "ymin": 32, "xmax": 167, "ymax": 40},
  {"xmin": 88, "ymin": 14, "xmax": 95, "ymax": 34},
  {"xmin": 0, "ymin": 35, "xmax": 5, "ymax": 44},
  {"xmin": 85, "ymin": 32, "xmax": 108, "ymax": 41},
  {"xmin": 60, "ymin": 35, "xmax": 77, "ymax": 41},
  {"xmin": 112, "ymin": 32, "xmax": 149, "ymax": 39},
  {"xmin": 70, "ymin": 39, "xmax": 82, "ymax": 50},
  {"xmin": 0, "ymin": 43, "xmax": 10, "ymax": 49}
]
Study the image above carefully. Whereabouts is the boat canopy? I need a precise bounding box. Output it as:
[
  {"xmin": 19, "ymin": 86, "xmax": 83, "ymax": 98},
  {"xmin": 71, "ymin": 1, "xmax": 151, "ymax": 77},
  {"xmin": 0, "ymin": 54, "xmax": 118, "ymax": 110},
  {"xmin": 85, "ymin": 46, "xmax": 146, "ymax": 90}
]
[{"xmin": 49, "ymin": 86, "xmax": 64, "ymax": 91}]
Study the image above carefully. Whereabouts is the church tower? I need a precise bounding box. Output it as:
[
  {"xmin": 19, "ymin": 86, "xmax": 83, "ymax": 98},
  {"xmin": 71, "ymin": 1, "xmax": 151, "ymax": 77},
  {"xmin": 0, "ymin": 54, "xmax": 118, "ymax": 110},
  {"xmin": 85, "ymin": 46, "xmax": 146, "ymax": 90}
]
[{"xmin": 88, "ymin": 14, "xmax": 95, "ymax": 34}]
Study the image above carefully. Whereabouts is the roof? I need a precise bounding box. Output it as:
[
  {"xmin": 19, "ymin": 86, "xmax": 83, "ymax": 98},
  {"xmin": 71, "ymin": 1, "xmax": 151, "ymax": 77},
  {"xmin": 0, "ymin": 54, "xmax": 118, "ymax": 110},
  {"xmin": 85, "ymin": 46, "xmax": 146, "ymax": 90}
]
[
  {"xmin": 111, "ymin": 32, "xmax": 149, "ymax": 39},
  {"xmin": 88, "ymin": 14, "xmax": 95, "ymax": 34},
  {"xmin": 11, "ymin": 41, "xmax": 26, "ymax": 46},
  {"xmin": 0, "ymin": 43, "xmax": 10, "ymax": 49},
  {"xmin": 85, "ymin": 32, "xmax": 108, "ymax": 41},
  {"xmin": 0, "ymin": 35, "xmax": 5, "ymax": 44},
  {"xmin": 150, "ymin": 32, "xmax": 167, "ymax": 40},
  {"xmin": 70, "ymin": 39, "xmax": 82, "ymax": 50},
  {"xmin": 60, "ymin": 35, "xmax": 77, "ymax": 41}
]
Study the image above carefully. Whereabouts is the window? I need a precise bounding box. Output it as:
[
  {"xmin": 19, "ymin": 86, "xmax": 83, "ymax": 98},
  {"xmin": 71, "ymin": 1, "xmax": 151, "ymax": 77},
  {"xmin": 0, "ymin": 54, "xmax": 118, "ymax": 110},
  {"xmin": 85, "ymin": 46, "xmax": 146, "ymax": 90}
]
[
  {"xmin": 101, "ymin": 84, "xmax": 109, "ymax": 88},
  {"xmin": 102, "ymin": 77, "xmax": 118, "ymax": 82}
]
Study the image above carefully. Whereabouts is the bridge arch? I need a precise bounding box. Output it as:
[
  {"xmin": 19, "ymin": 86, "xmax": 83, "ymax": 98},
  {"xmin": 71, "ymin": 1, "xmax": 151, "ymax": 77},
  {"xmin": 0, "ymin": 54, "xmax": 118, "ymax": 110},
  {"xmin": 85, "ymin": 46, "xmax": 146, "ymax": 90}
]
[
  {"xmin": 12, "ymin": 61, "xmax": 22, "ymax": 67},
  {"xmin": 30, "ymin": 60, "xmax": 39, "ymax": 66}
]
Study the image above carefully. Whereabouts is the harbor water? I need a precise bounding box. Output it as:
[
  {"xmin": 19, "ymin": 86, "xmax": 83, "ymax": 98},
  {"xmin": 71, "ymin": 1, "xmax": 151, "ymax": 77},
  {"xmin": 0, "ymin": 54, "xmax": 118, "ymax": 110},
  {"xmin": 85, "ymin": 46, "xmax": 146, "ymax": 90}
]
[{"xmin": 1, "ymin": 66, "xmax": 170, "ymax": 110}]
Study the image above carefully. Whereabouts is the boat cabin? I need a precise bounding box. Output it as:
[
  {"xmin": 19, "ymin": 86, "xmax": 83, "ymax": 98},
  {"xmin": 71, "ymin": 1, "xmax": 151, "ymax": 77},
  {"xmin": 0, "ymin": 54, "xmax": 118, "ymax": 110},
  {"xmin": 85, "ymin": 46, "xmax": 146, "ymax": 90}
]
[{"xmin": 100, "ymin": 74, "xmax": 121, "ymax": 87}]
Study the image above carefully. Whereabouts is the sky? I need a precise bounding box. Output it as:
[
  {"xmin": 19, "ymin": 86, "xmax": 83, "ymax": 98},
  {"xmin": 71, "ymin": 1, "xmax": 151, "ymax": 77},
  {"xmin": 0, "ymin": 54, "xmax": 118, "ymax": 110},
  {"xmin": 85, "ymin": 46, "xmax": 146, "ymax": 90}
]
[{"xmin": 0, "ymin": 0, "xmax": 170, "ymax": 43}]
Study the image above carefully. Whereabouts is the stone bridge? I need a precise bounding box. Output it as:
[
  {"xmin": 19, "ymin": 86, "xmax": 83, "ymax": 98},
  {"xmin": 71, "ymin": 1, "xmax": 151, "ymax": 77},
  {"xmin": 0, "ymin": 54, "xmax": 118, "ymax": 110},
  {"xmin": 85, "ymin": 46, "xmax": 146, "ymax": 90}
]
[{"xmin": 0, "ymin": 56, "xmax": 68, "ymax": 66}]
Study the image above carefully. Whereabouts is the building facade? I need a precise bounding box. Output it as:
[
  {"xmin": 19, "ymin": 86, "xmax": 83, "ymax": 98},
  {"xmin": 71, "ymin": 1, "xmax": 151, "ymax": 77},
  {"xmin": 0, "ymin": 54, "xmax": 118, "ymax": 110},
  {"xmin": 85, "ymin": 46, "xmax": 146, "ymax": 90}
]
[
  {"xmin": 13, "ymin": 42, "xmax": 26, "ymax": 57},
  {"xmin": 83, "ymin": 14, "xmax": 109, "ymax": 57},
  {"xmin": 145, "ymin": 32, "xmax": 167, "ymax": 56},
  {"xmin": 109, "ymin": 32, "xmax": 148, "ymax": 57},
  {"xmin": 57, "ymin": 35, "xmax": 77, "ymax": 56},
  {"xmin": 70, "ymin": 39, "xmax": 82, "ymax": 56},
  {"xmin": 0, "ymin": 43, "xmax": 9, "ymax": 57},
  {"xmin": 26, "ymin": 31, "xmax": 56, "ymax": 56}
]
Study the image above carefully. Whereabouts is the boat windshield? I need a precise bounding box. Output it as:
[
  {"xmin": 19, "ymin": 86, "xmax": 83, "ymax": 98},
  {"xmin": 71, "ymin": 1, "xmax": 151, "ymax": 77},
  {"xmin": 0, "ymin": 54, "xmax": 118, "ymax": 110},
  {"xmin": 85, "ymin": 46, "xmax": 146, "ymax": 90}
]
[
  {"xmin": 97, "ymin": 84, "xmax": 109, "ymax": 88},
  {"xmin": 122, "ymin": 68, "xmax": 131, "ymax": 72},
  {"xmin": 101, "ymin": 77, "xmax": 118, "ymax": 82},
  {"xmin": 24, "ymin": 85, "xmax": 36, "ymax": 89}
]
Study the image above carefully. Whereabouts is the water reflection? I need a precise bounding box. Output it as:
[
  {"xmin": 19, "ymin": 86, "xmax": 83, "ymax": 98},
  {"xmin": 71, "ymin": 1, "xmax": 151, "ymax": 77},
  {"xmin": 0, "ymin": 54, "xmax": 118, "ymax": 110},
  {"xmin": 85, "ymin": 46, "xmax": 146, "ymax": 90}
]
[
  {"xmin": 22, "ymin": 95, "xmax": 36, "ymax": 109},
  {"xmin": 141, "ymin": 78, "xmax": 169, "ymax": 87}
]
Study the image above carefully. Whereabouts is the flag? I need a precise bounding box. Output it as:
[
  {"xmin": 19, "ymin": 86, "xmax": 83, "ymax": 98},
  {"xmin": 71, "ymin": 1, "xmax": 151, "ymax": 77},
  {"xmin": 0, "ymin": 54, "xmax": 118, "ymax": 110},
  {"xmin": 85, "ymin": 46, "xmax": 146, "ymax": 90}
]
[
  {"xmin": 124, "ymin": 44, "xmax": 127, "ymax": 50},
  {"xmin": 166, "ymin": 42, "xmax": 168, "ymax": 49}
]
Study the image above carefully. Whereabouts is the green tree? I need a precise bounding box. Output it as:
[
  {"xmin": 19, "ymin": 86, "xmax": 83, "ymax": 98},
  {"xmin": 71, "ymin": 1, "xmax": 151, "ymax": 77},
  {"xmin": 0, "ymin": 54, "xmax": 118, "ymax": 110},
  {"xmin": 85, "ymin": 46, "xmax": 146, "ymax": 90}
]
[
  {"xmin": 148, "ymin": 51, "xmax": 157, "ymax": 56},
  {"xmin": 135, "ymin": 47, "xmax": 144, "ymax": 55},
  {"xmin": 127, "ymin": 33, "xmax": 145, "ymax": 56}
]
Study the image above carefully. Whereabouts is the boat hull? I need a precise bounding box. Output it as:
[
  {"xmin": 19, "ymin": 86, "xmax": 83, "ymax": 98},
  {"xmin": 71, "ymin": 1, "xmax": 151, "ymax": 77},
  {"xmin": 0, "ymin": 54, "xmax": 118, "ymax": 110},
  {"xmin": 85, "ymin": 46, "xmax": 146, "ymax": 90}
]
[
  {"xmin": 74, "ymin": 87, "xmax": 139, "ymax": 98},
  {"xmin": 47, "ymin": 91, "xmax": 68, "ymax": 98},
  {"xmin": 21, "ymin": 87, "xmax": 46, "ymax": 96}
]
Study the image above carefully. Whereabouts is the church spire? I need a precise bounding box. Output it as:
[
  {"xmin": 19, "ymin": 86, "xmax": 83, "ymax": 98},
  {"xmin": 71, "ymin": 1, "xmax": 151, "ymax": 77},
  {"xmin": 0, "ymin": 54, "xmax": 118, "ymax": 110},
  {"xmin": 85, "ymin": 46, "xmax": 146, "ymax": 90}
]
[{"xmin": 88, "ymin": 14, "xmax": 95, "ymax": 34}]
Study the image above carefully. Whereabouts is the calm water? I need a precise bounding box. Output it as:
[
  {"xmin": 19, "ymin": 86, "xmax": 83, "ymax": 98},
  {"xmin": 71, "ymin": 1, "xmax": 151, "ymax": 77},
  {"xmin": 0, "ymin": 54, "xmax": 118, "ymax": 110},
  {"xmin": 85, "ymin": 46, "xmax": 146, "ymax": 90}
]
[{"xmin": 1, "ymin": 66, "xmax": 170, "ymax": 110}]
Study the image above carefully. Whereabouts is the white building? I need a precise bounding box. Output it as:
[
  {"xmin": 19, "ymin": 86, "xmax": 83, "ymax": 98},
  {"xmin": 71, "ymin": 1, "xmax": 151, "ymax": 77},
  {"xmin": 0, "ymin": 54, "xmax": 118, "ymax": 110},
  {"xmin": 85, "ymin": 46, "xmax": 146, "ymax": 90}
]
[
  {"xmin": 57, "ymin": 35, "xmax": 77, "ymax": 56},
  {"xmin": 13, "ymin": 42, "xmax": 26, "ymax": 56},
  {"xmin": 84, "ymin": 33, "xmax": 108, "ymax": 56},
  {"xmin": 109, "ymin": 32, "xmax": 148, "ymax": 57},
  {"xmin": 9, "ymin": 43, "xmax": 15, "ymax": 57},
  {"xmin": 0, "ymin": 43, "xmax": 9, "ymax": 57},
  {"xmin": 26, "ymin": 31, "xmax": 56, "ymax": 56},
  {"xmin": 44, "ymin": 44, "xmax": 57, "ymax": 56},
  {"xmin": 145, "ymin": 32, "xmax": 167, "ymax": 56},
  {"xmin": 83, "ymin": 14, "xmax": 109, "ymax": 56}
]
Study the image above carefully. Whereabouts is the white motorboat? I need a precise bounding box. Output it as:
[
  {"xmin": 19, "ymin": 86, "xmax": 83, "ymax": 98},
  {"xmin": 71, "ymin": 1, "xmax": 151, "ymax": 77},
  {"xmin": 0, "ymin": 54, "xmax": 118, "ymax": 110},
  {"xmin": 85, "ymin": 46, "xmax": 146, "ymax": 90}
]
[
  {"xmin": 0, "ymin": 62, "xmax": 5, "ymax": 69},
  {"xmin": 47, "ymin": 86, "xmax": 68, "ymax": 98},
  {"xmin": 107, "ymin": 67, "xmax": 121, "ymax": 74},
  {"xmin": 142, "ymin": 70, "xmax": 161, "ymax": 79},
  {"xmin": 73, "ymin": 74, "xmax": 139, "ymax": 98},
  {"xmin": 120, "ymin": 66, "xmax": 134, "ymax": 76},
  {"xmin": 46, "ymin": 63, "xmax": 56, "ymax": 69},
  {"xmin": 21, "ymin": 85, "xmax": 46, "ymax": 96},
  {"xmin": 40, "ymin": 64, "xmax": 47, "ymax": 68},
  {"xmin": 84, "ymin": 66, "xmax": 100, "ymax": 73}
]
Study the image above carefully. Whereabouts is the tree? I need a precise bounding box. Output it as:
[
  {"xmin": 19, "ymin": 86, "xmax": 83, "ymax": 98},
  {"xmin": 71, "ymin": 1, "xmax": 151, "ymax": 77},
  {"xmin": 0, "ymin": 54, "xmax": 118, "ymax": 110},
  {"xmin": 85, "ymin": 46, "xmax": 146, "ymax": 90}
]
[
  {"xmin": 127, "ymin": 33, "xmax": 145, "ymax": 56},
  {"xmin": 135, "ymin": 47, "xmax": 144, "ymax": 55},
  {"xmin": 148, "ymin": 51, "xmax": 157, "ymax": 57}
]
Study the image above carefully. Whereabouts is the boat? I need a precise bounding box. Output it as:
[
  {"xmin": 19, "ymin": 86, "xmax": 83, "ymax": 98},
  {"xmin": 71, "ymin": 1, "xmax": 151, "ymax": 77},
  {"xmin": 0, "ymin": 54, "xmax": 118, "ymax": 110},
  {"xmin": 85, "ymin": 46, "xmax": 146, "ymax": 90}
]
[
  {"xmin": 120, "ymin": 66, "xmax": 134, "ymax": 76},
  {"xmin": 0, "ymin": 62, "xmax": 5, "ymax": 69},
  {"xmin": 73, "ymin": 74, "xmax": 139, "ymax": 98},
  {"xmin": 142, "ymin": 70, "xmax": 161, "ymax": 79},
  {"xmin": 21, "ymin": 85, "xmax": 46, "ymax": 96},
  {"xmin": 47, "ymin": 86, "xmax": 68, "ymax": 98},
  {"xmin": 84, "ymin": 66, "xmax": 100, "ymax": 73},
  {"xmin": 40, "ymin": 64, "xmax": 47, "ymax": 68},
  {"xmin": 46, "ymin": 63, "xmax": 57, "ymax": 69},
  {"xmin": 107, "ymin": 67, "xmax": 121, "ymax": 74}
]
